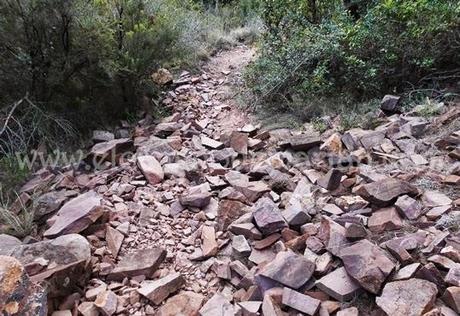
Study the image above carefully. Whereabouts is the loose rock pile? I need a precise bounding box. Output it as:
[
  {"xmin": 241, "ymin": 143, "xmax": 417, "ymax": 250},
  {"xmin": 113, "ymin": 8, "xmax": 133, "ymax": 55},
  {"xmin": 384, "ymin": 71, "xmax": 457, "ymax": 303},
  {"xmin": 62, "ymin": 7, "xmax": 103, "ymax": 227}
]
[{"xmin": 1, "ymin": 47, "xmax": 460, "ymax": 316}]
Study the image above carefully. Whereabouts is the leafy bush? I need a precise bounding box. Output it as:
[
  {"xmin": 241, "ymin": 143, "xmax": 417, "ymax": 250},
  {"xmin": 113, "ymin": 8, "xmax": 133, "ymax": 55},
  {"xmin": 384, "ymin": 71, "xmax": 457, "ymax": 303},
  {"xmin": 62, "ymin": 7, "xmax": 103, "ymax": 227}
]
[
  {"xmin": 246, "ymin": 0, "xmax": 460, "ymax": 119},
  {"xmin": 0, "ymin": 0, "xmax": 261, "ymax": 156}
]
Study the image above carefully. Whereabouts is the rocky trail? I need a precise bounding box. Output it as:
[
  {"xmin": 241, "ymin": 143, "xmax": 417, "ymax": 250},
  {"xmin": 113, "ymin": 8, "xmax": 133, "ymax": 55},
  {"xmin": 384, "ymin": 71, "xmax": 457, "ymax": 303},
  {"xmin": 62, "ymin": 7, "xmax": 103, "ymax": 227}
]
[{"xmin": 1, "ymin": 45, "xmax": 460, "ymax": 316}]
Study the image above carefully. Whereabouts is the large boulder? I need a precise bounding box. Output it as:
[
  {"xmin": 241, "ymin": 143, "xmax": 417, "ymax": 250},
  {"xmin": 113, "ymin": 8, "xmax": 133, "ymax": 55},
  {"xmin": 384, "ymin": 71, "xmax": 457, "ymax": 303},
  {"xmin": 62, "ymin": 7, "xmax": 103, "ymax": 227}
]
[
  {"xmin": 338, "ymin": 239, "xmax": 396, "ymax": 294},
  {"xmin": 157, "ymin": 291, "xmax": 204, "ymax": 316},
  {"xmin": 376, "ymin": 279, "xmax": 437, "ymax": 316},
  {"xmin": 0, "ymin": 256, "xmax": 47, "ymax": 315},
  {"xmin": 10, "ymin": 234, "xmax": 91, "ymax": 298},
  {"xmin": 137, "ymin": 155, "xmax": 164, "ymax": 185},
  {"xmin": 44, "ymin": 191, "xmax": 105, "ymax": 238}
]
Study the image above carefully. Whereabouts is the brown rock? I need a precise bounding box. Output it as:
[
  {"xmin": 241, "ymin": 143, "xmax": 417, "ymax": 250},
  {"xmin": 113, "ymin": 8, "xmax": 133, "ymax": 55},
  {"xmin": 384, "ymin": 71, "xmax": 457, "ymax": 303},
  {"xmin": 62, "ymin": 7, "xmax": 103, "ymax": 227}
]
[
  {"xmin": 78, "ymin": 302, "xmax": 99, "ymax": 316},
  {"xmin": 345, "ymin": 223, "xmax": 367, "ymax": 240},
  {"xmin": 94, "ymin": 290, "xmax": 117, "ymax": 316},
  {"xmin": 337, "ymin": 307, "xmax": 359, "ymax": 316},
  {"xmin": 354, "ymin": 178, "xmax": 418, "ymax": 207},
  {"xmin": 262, "ymin": 294, "xmax": 284, "ymax": 316},
  {"xmin": 201, "ymin": 225, "xmax": 218, "ymax": 258},
  {"xmin": 317, "ymin": 216, "xmax": 350, "ymax": 256},
  {"xmin": 199, "ymin": 292, "xmax": 237, "ymax": 316},
  {"xmin": 11, "ymin": 234, "xmax": 90, "ymax": 298},
  {"xmin": 87, "ymin": 138, "xmax": 133, "ymax": 165},
  {"xmin": 253, "ymin": 198, "xmax": 287, "ymax": 236},
  {"xmin": 0, "ymin": 256, "xmax": 47, "ymax": 316},
  {"xmin": 376, "ymin": 279, "xmax": 438, "ymax": 316},
  {"xmin": 157, "ymin": 291, "xmax": 204, "ymax": 316},
  {"xmin": 442, "ymin": 287, "xmax": 460, "ymax": 313},
  {"xmin": 108, "ymin": 248, "xmax": 166, "ymax": 280},
  {"xmin": 317, "ymin": 169, "xmax": 343, "ymax": 191},
  {"xmin": 201, "ymin": 135, "xmax": 224, "ymax": 149},
  {"xmin": 395, "ymin": 195, "xmax": 424, "ymax": 220},
  {"xmin": 422, "ymin": 190, "xmax": 452, "ymax": 207},
  {"xmin": 339, "ymin": 239, "xmax": 396, "ymax": 294},
  {"xmin": 230, "ymin": 131, "xmax": 249, "ymax": 155},
  {"xmin": 368, "ymin": 207, "xmax": 404, "ymax": 233},
  {"xmin": 0, "ymin": 234, "xmax": 21, "ymax": 256},
  {"xmin": 256, "ymin": 251, "xmax": 315, "ymax": 290},
  {"xmin": 151, "ymin": 68, "xmax": 173, "ymax": 85},
  {"xmin": 316, "ymin": 267, "xmax": 362, "ymax": 302},
  {"xmin": 446, "ymin": 267, "xmax": 460, "ymax": 286},
  {"xmin": 281, "ymin": 135, "xmax": 322, "ymax": 151},
  {"xmin": 138, "ymin": 272, "xmax": 185, "ymax": 305},
  {"xmin": 43, "ymin": 191, "xmax": 104, "ymax": 238},
  {"xmin": 180, "ymin": 192, "xmax": 211, "ymax": 209},
  {"xmin": 320, "ymin": 133, "xmax": 343, "ymax": 154},
  {"xmin": 381, "ymin": 95, "xmax": 401, "ymax": 112},
  {"xmin": 137, "ymin": 155, "xmax": 164, "ymax": 185},
  {"xmin": 282, "ymin": 287, "xmax": 320, "ymax": 315},
  {"xmin": 217, "ymin": 200, "xmax": 248, "ymax": 231},
  {"xmin": 106, "ymin": 226, "xmax": 124, "ymax": 258}
]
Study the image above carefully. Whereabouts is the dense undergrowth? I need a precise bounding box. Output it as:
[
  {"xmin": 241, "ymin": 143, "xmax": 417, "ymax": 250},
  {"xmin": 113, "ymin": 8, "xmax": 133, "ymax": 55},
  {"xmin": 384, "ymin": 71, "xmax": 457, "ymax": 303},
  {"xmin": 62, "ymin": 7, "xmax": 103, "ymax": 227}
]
[
  {"xmin": 0, "ymin": 0, "xmax": 262, "ymax": 193},
  {"xmin": 245, "ymin": 0, "xmax": 460, "ymax": 126}
]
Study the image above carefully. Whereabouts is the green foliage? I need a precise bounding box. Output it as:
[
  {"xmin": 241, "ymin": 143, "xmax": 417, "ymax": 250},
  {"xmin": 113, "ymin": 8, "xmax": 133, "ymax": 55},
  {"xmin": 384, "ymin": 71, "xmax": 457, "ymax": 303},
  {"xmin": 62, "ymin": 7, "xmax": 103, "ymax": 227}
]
[
  {"xmin": 0, "ymin": 155, "xmax": 30, "ymax": 193},
  {"xmin": 0, "ymin": 189, "xmax": 36, "ymax": 238},
  {"xmin": 0, "ymin": 0, "xmax": 261, "ymax": 156},
  {"xmin": 246, "ymin": 0, "xmax": 460, "ymax": 119}
]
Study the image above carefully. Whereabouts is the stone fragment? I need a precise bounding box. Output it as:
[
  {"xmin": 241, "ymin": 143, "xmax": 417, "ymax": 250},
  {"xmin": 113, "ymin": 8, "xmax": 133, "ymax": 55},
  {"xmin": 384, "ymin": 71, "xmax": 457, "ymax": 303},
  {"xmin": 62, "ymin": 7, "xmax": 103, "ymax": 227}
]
[
  {"xmin": 443, "ymin": 287, "xmax": 460, "ymax": 313},
  {"xmin": 262, "ymin": 294, "xmax": 284, "ymax": 316},
  {"xmin": 87, "ymin": 138, "xmax": 133, "ymax": 164},
  {"xmin": 180, "ymin": 192, "xmax": 211, "ymax": 209},
  {"xmin": 282, "ymin": 180, "xmax": 313, "ymax": 226},
  {"xmin": 320, "ymin": 133, "xmax": 343, "ymax": 154},
  {"xmin": 201, "ymin": 225, "xmax": 218, "ymax": 258},
  {"xmin": 344, "ymin": 223, "xmax": 367, "ymax": 240},
  {"xmin": 232, "ymin": 235, "xmax": 251, "ymax": 256},
  {"xmin": 446, "ymin": 267, "xmax": 460, "ymax": 286},
  {"xmin": 10, "ymin": 234, "xmax": 90, "ymax": 297},
  {"xmin": 282, "ymin": 287, "xmax": 320, "ymax": 315},
  {"xmin": 317, "ymin": 169, "xmax": 343, "ymax": 191},
  {"xmin": 422, "ymin": 190, "xmax": 452, "ymax": 207},
  {"xmin": 376, "ymin": 279, "xmax": 438, "ymax": 316},
  {"xmin": 238, "ymin": 301, "xmax": 261, "ymax": 316},
  {"xmin": 393, "ymin": 263, "xmax": 421, "ymax": 280},
  {"xmin": 368, "ymin": 207, "xmax": 403, "ymax": 233},
  {"xmin": 106, "ymin": 226, "xmax": 124, "ymax": 258},
  {"xmin": 316, "ymin": 267, "xmax": 361, "ymax": 302},
  {"xmin": 78, "ymin": 302, "xmax": 99, "ymax": 316},
  {"xmin": 0, "ymin": 255, "xmax": 47, "ymax": 315},
  {"xmin": 253, "ymin": 198, "xmax": 287, "ymax": 235},
  {"xmin": 0, "ymin": 234, "xmax": 21, "ymax": 256},
  {"xmin": 94, "ymin": 290, "xmax": 117, "ymax": 316},
  {"xmin": 256, "ymin": 251, "xmax": 315, "ymax": 289},
  {"xmin": 151, "ymin": 68, "xmax": 173, "ymax": 85},
  {"xmin": 281, "ymin": 135, "xmax": 322, "ymax": 151},
  {"xmin": 395, "ymin": 195, "xmax": 424, "ymax": 220},
  {"xmin": 339, "ymin": 239, "xmax": 396, "ymax": 294},
  {"xmin": 199, "ymin": 292, "xmax": 236, "ymax": 316},
  {"xmin": 138, "ymin": 272, "xmax": 185, "ymax": 305},
  {"xmin": 337, "ymin": 307, "xmax": 359, "ymax": 316},
  {"xmin": 44, "ymin": 191, "xmax": 104, "ymax": 238},
  {"xmin": 317, "ymin": 216, "xmax": 349, "ymax": 256},
  {"xmin": 230, "ymin": 131, "xmax": 249, "ymax": 155},
  {"xmin": 92, "ymin": 130, "xmax": 114, "ymax": 143},
  {"xmin": 157, "ymin": 291, "xmax": 204, "ymax": 316},
  {"xmin": 354, "ymin": 178, "xmax": 418, "ymax": 207},
  {"xmin": 217, "ymin": 200, "xmax": 248, "ymax": 231},
  {"xmin": 137, "ymin": 155, "xmax": 164, "ymax": 185},
  {"xmin": 108, "ymin": 248, "xmax": 166, "ymax": 280},
  {"xmin": 381, "ymin": 95, "xmax": 401, "ymax": 112},
  {"xmin": 201, "ymin": 135, "xmax": 224, "ymax": 149}
]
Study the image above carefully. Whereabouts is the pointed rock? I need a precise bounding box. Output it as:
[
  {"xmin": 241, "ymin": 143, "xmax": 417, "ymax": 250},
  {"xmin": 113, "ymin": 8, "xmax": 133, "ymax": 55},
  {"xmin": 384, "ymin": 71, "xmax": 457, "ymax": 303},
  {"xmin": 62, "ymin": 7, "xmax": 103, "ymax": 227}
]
[
  {"xmin": 253, "ymin": 198, "xmax": 287, "ymax": 235},
  {"xmin": 44, "ymin": 191, "xmax": 104, "ymax": 238},
  {"xmin": 339, "ymin": 239, "xmax": 396, "ymax": 294},
  {"xmin": 106, "ymin": 226, "xmax": 124, "ymax": 258},
  {"xmin": 137, "ymin": 155, "xmax": 164, "ymax": 185},
  {"xmin": 94, "ymin": 290, "xmax": 117, "ymax": 316},
  {"xmin": 316, "ymin": 267, "xmax": 362, "ymax": 302},
  {"xmin": 368, "ymin": 207, "xmax": 403, "ymax": 233},
  {"xmin": 138, "ymin": 272, "xmax": 185, "ymax": 305}
]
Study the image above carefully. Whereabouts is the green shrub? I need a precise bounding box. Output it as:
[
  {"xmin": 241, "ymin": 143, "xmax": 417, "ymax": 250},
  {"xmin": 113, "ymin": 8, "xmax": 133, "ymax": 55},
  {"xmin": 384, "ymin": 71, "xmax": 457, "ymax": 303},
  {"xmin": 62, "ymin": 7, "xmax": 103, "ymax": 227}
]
[{"xmin": 246, "ymin": 0, "xmax": 460, "ymax": 119}]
